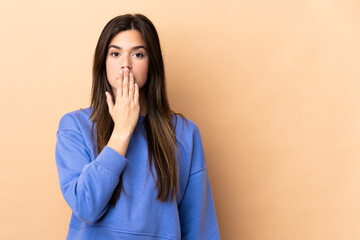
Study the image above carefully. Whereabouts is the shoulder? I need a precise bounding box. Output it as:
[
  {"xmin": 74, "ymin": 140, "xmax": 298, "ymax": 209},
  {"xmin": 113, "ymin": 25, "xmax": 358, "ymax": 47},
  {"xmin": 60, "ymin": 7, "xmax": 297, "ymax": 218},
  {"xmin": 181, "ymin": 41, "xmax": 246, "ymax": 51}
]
[
  {"xmin": 57, "ymin": 106, "xmax": 92, "ymax": 132},
  {"xmin": 172, "ymin": 113, "xmax": 207, "ymax": 176},
  {"xmin": 172, "ymin": 113, "xmax": 204, "ymax": 158},
  {"xmin": 172, "ymin": 113, "xmax": 201, "ymax": 139}
]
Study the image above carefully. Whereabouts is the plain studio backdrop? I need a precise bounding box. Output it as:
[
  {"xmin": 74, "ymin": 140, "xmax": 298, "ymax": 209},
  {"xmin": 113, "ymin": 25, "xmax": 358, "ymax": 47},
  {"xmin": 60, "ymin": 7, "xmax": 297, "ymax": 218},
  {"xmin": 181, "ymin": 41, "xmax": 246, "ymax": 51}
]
[{"xmin": 1, "ymin": 0, "xmax": 360, "ymax": 239}]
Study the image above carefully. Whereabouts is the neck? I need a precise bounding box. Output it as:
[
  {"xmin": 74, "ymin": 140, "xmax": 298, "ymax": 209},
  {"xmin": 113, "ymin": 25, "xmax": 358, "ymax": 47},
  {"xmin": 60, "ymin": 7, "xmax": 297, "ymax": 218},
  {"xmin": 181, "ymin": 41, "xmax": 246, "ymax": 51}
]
[{"xmin": 139, "ymin": 88, "xmax": 147, "ymax": 116}]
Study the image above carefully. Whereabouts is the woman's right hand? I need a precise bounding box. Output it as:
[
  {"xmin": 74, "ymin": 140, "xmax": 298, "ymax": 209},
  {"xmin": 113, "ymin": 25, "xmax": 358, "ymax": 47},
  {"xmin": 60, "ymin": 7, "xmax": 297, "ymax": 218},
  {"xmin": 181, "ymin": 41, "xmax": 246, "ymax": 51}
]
[{"xmin": 105, "ymin": 68, "xmax": 140, "ymax": 155}]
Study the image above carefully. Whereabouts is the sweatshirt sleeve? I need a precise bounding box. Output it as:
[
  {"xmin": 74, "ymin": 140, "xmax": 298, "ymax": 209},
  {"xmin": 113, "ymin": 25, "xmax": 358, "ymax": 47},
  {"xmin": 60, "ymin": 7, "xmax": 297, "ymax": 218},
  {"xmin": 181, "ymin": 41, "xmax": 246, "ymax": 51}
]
[
  {"xmin": 55, "ymin": 113, "xmax": 129, "ymax": 224},
  {"xmin": 178, "ymin": 125, "xmax": 221, "ymax": 240}
]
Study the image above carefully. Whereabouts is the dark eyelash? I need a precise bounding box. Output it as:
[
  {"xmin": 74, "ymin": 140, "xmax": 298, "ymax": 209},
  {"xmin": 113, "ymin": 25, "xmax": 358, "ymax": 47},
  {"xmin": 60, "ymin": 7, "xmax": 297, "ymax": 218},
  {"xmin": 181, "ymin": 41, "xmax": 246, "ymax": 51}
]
[
  {"xmin": 134, "ymin": 53, "xmax": 144, "ymax": 57},
  {"xmin": 110, "ymin": 52, "xmax": 144, "ymax": 57}
]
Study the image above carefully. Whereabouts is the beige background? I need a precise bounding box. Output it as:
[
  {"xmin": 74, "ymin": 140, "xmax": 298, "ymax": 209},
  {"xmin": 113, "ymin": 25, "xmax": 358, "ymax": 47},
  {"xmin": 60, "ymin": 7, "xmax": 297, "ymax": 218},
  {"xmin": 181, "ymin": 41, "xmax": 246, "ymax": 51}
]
[{"xmin": 1, "ymin": 0, "xmax": 360, "ymax": 239}]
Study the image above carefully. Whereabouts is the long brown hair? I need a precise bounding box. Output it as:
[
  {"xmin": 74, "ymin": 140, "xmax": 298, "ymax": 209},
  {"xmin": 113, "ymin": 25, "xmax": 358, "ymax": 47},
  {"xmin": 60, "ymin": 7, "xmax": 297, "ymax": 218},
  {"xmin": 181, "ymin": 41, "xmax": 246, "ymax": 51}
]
[{"xmin": 89, "ymin": 14, "xmax": 186, "ymax": 207}]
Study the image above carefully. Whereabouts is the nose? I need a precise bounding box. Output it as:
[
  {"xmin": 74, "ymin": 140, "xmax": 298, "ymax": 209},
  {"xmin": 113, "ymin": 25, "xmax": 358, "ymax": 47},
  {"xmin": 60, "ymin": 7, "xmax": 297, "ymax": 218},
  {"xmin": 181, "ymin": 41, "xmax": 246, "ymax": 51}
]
[{"xmin": 120, "ymin": 55, "xmax": 132, "ymax": 70}]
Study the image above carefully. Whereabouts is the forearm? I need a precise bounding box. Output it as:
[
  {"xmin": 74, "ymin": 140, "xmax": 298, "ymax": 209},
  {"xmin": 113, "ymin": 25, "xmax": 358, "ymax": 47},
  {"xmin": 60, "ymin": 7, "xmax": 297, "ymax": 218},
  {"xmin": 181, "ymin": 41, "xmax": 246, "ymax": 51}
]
[
  {"xmin": 56, "ymin": 130, "xmax": 129, "ymax": 224},
  {"xmin": 106, "ymin": 126, "xmax": 133, "ymax": 156}
]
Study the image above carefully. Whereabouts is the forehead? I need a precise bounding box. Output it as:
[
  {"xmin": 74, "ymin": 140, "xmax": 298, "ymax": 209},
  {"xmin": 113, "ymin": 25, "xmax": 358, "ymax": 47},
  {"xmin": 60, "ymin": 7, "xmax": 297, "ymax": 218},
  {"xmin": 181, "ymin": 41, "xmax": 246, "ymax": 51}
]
[{"xmin": 109, "ymin": 29, "xmax": 145, "ymax": 47}]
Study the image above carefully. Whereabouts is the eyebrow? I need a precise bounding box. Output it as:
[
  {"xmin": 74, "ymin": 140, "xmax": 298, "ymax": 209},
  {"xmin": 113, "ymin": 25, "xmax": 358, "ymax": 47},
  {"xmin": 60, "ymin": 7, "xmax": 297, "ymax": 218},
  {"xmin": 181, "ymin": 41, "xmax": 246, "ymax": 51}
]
[{"xmin": 108, "ymin": 45, "xmax": 147, "ymax": 51}]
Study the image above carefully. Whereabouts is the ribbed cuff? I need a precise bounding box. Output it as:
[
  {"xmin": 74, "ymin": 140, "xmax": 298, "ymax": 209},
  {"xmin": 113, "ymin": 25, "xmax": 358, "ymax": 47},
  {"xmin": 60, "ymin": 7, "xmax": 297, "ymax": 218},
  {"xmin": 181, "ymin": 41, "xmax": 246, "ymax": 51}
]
[{"xmin": 94, "ymin": 145, "xmax": 129, "ymax": 178}]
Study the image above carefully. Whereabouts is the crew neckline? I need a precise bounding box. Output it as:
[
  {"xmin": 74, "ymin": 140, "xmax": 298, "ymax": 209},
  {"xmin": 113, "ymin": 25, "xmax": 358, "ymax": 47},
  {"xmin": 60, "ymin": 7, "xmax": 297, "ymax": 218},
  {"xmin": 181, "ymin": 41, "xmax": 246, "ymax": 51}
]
[{"xmin": 137, "ymin": 115, "xmax": 146, "ymax": 125}]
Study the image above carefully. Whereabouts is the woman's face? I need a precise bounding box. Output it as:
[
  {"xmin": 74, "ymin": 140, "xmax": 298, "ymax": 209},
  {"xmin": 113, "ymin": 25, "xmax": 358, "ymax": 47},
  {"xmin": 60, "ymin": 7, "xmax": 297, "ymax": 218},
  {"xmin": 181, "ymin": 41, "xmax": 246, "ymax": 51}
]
[{"xmin": 106, "ymin": 29, "xmax": 149, "ymax": 96}]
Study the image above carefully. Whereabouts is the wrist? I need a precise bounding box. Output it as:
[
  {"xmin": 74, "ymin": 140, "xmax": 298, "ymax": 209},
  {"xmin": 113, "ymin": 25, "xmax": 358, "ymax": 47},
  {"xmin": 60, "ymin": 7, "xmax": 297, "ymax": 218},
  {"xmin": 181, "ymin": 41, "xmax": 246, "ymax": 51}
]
[
  {"xmin": 107, "ymin": 138, "xmax": 128, "ymax": 157},
  {"xmin": 107, "ymin": 131, "xmax": 132, "ymax": 156},
  {"xmin": 113, "ymin": 125, "xmax": 134, "ymax": 138}
]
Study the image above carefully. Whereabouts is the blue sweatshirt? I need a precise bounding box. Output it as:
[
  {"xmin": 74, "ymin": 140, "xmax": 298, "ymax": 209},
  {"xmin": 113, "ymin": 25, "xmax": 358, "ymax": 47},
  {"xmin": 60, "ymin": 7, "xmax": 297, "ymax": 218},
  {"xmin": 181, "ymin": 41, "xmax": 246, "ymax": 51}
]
[{"xmin": 55, "ymin": 107, "xmax": 220, "ymax": 240}]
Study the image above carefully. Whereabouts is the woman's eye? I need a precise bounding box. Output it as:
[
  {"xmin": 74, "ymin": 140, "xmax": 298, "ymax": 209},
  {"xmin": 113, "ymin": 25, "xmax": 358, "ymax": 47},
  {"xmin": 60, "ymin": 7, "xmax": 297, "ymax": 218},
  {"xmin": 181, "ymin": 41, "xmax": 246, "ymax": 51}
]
[
  {"xmin": 110, "ymin": 52, "xmax": 119, "ymax": 57},
  {"xmin": 134, "ymin": 52, "xmax": 144, "ymax": 58}
]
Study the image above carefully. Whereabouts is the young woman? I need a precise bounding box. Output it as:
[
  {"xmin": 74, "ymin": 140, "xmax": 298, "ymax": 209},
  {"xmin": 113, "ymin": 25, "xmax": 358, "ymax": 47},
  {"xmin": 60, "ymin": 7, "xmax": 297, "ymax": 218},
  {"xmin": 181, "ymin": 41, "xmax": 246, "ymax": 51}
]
[{"xmin": 55, "ymin": 13, "xmax": 220, "ymax": 240}]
